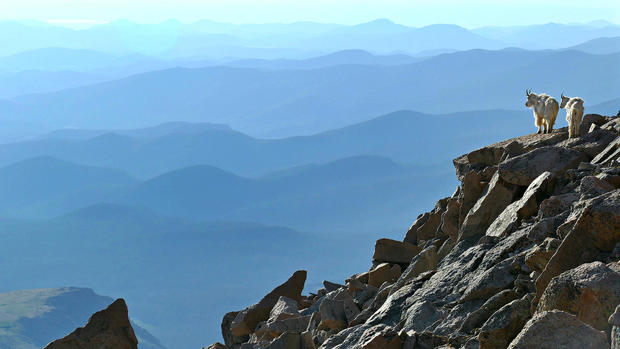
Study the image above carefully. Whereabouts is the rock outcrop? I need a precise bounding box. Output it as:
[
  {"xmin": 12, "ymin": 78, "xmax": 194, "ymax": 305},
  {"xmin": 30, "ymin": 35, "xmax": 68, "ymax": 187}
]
[
  {"xmin": 44, "ymin": 299, "xmax": 138, "ymax": 349},
  {"xmin": 507, "ymin": 310, "xmax": 608, "ymax": 349},
  {"xmin": 230, "ymin": 270, "xmax": 307, "ymax": 337},
  {"xmin": 213, "ymin": 116, "xmax": 620, "ymax": 349}
]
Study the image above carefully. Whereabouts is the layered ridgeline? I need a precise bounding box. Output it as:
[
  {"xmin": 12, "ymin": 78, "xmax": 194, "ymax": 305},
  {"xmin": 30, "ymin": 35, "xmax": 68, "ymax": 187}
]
[
  {"xmin": 40, "ymin": 114, "xmax": 620, "ymax": 349},
  {"xmin": 201, "ymin": 114, "xmax": 620, "ymax": 349}
]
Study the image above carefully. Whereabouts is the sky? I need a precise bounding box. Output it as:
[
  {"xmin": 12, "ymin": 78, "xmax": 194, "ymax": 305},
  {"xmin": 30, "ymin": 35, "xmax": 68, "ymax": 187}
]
[{"xmin": 1, "ymin": 0, "xmax": 619, "ymax": 28}]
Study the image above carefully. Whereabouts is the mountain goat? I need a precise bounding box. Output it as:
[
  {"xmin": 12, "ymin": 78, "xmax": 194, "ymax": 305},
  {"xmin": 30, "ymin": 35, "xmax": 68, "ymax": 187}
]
[
  {"xmin": 560, "ymin": 93, "xmax": 585, "ymax": 138},
  {"xmin": 525, "ymin": 89, "xmax": 559, "ymax": 134}
]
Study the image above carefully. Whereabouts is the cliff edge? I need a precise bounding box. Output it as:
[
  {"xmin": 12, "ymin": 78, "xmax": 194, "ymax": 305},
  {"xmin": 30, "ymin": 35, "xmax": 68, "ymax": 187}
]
[{"xmin": 210, "ymin": 113, "xmax": 620, "ymax": 349}]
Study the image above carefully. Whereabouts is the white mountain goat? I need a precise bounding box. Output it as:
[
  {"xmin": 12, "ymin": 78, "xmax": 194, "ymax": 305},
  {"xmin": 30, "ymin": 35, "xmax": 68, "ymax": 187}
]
[
  {"xmin": 524, "ymin": 89, "xmax": 559, "ymax": 134},
  {"xmin": 560, "ymin": 93, "xmax": 585, "ymax": 138}
]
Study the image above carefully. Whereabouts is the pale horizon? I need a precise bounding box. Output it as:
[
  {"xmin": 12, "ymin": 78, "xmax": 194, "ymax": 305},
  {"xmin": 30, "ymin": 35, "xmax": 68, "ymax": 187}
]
[
  {"xmin": 2, "ymin": 0, "xmax": 619, "ymax": 28},
  {"xmin": 4, "ymin": 17, "xmax": 619, "ymax": 31}
]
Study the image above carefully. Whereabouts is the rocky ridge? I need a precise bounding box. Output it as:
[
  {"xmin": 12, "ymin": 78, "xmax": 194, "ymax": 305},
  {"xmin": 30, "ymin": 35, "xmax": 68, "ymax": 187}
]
[
  {"xmin": 44, "ymin": 298, "xmax": 138, "ymax": 349},
  {"xmin": 208, "ymin": 114, "xmax": 620, "ymax": 349}
]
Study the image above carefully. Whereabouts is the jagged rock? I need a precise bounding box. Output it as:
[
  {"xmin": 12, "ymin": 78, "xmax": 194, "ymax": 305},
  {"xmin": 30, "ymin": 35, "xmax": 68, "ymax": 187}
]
[
  {"xmin": 372, "ymin": 239, "xmax": 421, "ymax": 265},
  {"xmin": 43, "ymin": 299, "xmax": 138, "ymax": 349},
  {"xmin": 400, "ymin": 330, "xmax": 416, "ymax": 349},
  {"xmin": 460, "ymin": 254, "xmax": 523, "ymax": 303},
  {"xmin": 536, "ymin": 190, "xmax": 620, "ymax": 300},
  {"xmin": 414, "ymin": 332, "xmax": 449, "ymax": 349},
  {"xmin": 404, "ymin": 198, "xmax": 449, "ymax": 244},
  {"xmin": 419, "ymin": 199, "xmax": 449, "ymax": 241},
  {"xmin": 343, "ymin": 297, "xmax": 361, "ymax": 324},
  {"xmin": 580, "ymin": 175, "xmax": 615, "ymax": 199},
  {"xmin": 306, "ymin": 311, "xmax": 321, "ymax": 333},
  {"xmin": 318, "ymin": 299, "xmax": 347, "ymax": 331},
  {"xmin": 507, "ymin": 310, "xmax": 608, "ymax": 349},
  {"xmin": 436, "ymin": 238, "xmax": 454, "ymax": 262},
  {"xmin": 524, "ymin": 238, "xmax": 560, "ymax": 273},
  {"xmin": 458, "ymin": 171, "xmax": 485, "ymax": 227},
  {"xmin": 459, "ymin": 289, "xmax": 520, "ymax": 333},
  {"xmin": 498, "ymin": 146, "xmax": 587, "ymax": 186},
  {"xmin": 537, "ymin": 192, "xmax": 579, "ymax": 219},
  {"xmin": 204, "ymin": 344, "xmax": 227, "ymax": 349},
  {"xmin": 358, "ymin": 325, "xmax": 402, "ymax": 349},
  {"xmin": 486, "ymin": 171, "xmax": 554, "ymax": 237},
  {"xmin": 256, "ymin": 315, "xmax": 312, "ymax": 339},
  {"xmin": 451, "ymin": 134, "xmax": 565, "ymax": 182},
  {"xmin": 390, "ymin": 245, "xmax": 438, "ymax": 295},
  {"xmin": 317, "ymin": 324, "xmax": 370, "ymax": 349},
  {"xmin": 350, "ymin": 283, "xmax": 377, "ymax": 309},
  {"xmin": 347, "ymin": 272, "xmax": 369, "ymax": 285},
  {"xmin": 404, "ymin": 213, "xmax": 430, "ymax": 244},
  {"xmin": 266, "ymin": 331, "xmax": 301, "ymax": 349},
  {"xmin": 223, "ymin": 311, "xmax": 250, "ymax": 349},
  {"xmin": 323, "ymin": 281, "xmax": 344, "ymax": 293},
  {"xmin": 313, "ymin": 330, "xmax": 332, "ymax": 347},
  {"xmin": 598, "ymin": 171, "xmax": 620, "ymax": 188},
  {"xmin": 580, "ymin": 114, "xmax": 609, "ymax": 137},
  {"xmin": 478, "ymin": 294, "xmax": 532, "ymax": 349},
  {"xmin": 231, "ymin": 270, "xmax": 307, "ymax": 336},
  {"xmin": 537, "ymin": 261, "xmax": 620, "ymax": 331},
  {"xmin": 440, "ymin": 197, "xmax": 460, "ymax": 241},
  {"xmin": 300, "ymin": 331, "xmax": 315, "ymax": 349},
  {"xmin": 390, "ymin": 264, "xmax": 402, "ymax": 281},
  {"xmin": 269, "ymin": 296, "xmax": 301, "ymax": 321},
  {"xmin": 459, "ymin": 172, "xmax": 518, "ymax": 240},
  {"xmin": 559, "ymin": 127, "xmax": 618, "ymax": 158},
  {"xmin": 368, "ymin": 263, "xmax": 392, "ymax": 288},
  {"xmin": 591, "ymin": 136, "xmax": 620, "ymax": 166},
  {"xmin": 601, "ymin": 117, "xmax": 620, "ymax": 132},
  {"xmin": 350, "ymin": 284, "xmax": 393, "ymax": 326},
  {"xmin": 610, "ymin": 305, "xmax": 620, "ymax": 349},
  {"xmin": 403, "ymin": 300, "xmax": 444, "ymax": 332}
]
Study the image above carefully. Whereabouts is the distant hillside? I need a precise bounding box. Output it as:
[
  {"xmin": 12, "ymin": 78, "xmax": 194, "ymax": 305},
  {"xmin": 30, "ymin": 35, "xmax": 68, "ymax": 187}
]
[
  {"xmin": 0, "ymin": 156, "xmax": 136, "ymax": 217},
  {"xmin": 0, "ymin": 109, "xmax": 535, "ymax": 178},
  {"xmin": 0, "ymin": 287, "xmax": 164, "ymax": 349},
  {"xmin": 224, "ymin": 49, "xmax": 421, "ymax": 70},
  {"xmin": 0, "ymin": 154, "xmax": 452, "ymax": 233},
  {"xmin": 565, "ymin": 36, "xmax": 620, "ymax": 54},
  {"xmin": 3, "ymin": 49, "xmax": 617, "ymax": 137},
  {"xmin": 40, "ymin": 121, "xmax": 231, "ymax": 140},
  {"xmin": 472, "ymin": 22, "xmax": 620, "ymax": 49},
  {"xmin": 0, "ymin": 207, "xmax": 373, "ymax": 348},
  {"xmin": 113, "ymin": 155, "xmax": 453, "ymax": 233}
]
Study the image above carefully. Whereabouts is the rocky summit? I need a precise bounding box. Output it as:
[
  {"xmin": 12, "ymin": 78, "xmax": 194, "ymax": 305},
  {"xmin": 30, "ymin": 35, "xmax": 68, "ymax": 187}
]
[
  {"xmin": 44, "ymin": 298, "xmax": 138, "ymax": 349},
  {"xmin": 206, "ymin": 114, "xmax": 620, "ymax": 349}
]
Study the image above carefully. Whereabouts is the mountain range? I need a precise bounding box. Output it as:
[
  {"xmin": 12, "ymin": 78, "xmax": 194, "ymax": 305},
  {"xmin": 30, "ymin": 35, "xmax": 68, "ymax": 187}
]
[
  {"xmin": 1, "ymin": 49, "xmax": 618, "ymax": 139},
  {"xmin": 1, "ymin": 19, "xmax": 619, "ymax": 58}
]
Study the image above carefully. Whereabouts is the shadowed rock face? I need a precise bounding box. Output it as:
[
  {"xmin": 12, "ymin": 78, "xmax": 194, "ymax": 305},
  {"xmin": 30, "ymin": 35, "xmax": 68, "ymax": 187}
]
[
  {"xmin": 230, "ymin": 270, "xmax": 307, "ymax": 337},
  {"xmin": 44, "ymin": 298, "xmax": 138, "ymax": 349},
  {"xmin": 212, "ymin": 117, "xmax": 620, "ymax": 349}
]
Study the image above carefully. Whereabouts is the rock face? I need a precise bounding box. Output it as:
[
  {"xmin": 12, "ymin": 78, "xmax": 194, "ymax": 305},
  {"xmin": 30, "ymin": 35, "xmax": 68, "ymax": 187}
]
[
  {"xmin": 537, "ymin": 261, "xmax": 620, "ymax": 331},
  {"xmin": 508, "ymin": 310, "xmax": 608, "ymax": 349},
  {"xmin": 610, "ymin": 305, "xmax": 620, "ymax": 349},
  {"xmin": 213, "ymin": 117, "xmax": 620, "ymax": 349},
  {"xmin": 372, "ymin": 239, "xmax": 421, "ymax": 265},
  {"xmin": 44, "ymin": 299, "xmax": 138, "ymax": 349},
  {"xmin": 231, "ymin": 270, "xmax": 307, "ymax": 336}
]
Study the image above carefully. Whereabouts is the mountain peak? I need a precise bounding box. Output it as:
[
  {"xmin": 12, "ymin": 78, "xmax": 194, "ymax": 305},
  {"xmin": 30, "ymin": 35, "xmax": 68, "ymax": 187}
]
[{"xmin": 211, "ymin": 114, "xmax": 620, "ymax": 349}]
